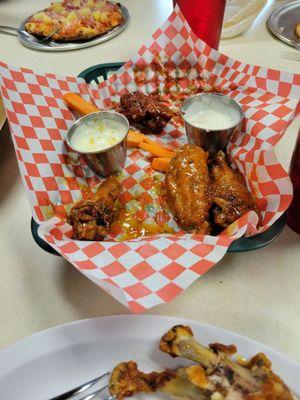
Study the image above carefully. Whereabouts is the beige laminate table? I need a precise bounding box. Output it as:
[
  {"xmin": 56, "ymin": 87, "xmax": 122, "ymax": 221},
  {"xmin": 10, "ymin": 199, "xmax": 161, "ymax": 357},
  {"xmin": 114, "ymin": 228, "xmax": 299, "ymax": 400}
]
[{"xmin": 0, "ymin": 0, "xmax": 299, "ymax": 362}]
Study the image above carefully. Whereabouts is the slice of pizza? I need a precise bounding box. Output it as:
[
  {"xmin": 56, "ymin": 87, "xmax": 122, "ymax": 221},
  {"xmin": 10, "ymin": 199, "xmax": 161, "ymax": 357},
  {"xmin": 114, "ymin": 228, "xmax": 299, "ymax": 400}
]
[{"xmin": 25, "ymin": 0, "xmax": 123, "ymax": 41}]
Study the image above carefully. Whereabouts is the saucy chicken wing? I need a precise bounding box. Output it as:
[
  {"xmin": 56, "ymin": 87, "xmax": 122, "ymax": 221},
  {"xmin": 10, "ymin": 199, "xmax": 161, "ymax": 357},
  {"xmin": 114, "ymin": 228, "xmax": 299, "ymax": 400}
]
[
  {"xmin": 68, "ymin": 175, "xmax": 121, "ymax": 241},
  {"xmin": 119, "ymin": 91, "xmax": 174, "ymax": 134},
  {"xmin": 165, "ymin": 144, "xmax": 211, "ymax": 234},
  {"xmin": 210, "ymin": 151, "xmax": 260, "ymax": 228}
]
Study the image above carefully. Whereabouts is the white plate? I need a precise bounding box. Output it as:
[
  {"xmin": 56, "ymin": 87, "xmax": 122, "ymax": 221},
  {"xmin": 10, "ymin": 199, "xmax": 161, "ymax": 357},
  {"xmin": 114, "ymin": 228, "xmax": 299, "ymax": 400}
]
[{"xmin": 0, "ymin": 315, "xmax": 299, "ymax": 399}]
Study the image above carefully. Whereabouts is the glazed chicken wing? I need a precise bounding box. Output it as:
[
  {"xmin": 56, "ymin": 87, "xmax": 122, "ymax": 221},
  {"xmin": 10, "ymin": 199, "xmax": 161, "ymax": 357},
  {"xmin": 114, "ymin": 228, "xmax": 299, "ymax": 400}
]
[
  {"xmin": 165, "ymin": 144, "xmax": 211, "ymax": 234},
  {"xmin": 119, "ymin": 91, "xmax": 174, "ymax": 134},
  {"xmin": 210, "ymin": 151, "xmax": 260, "ymax": 228},
  {"xmin": 68, "ymin": 175, "xmax": 121, "ymax": 241}
]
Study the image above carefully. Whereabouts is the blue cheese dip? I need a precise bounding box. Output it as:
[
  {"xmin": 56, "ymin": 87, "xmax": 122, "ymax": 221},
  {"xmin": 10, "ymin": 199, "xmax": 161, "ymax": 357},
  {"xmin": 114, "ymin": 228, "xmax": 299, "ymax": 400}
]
[
  {"xmin": 70, "ymin": 117, "xmax": 128, "ymax": 153},
  {"xmin": 184, "ymin": 95, "xmax": 241, "ymax": 131}
]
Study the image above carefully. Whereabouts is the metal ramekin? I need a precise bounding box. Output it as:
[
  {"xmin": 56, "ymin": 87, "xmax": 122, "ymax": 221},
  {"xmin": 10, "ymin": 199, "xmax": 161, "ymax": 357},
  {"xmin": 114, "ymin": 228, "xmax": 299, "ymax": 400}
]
[
  {"xmin": 181, "ymin": 93, "xmax": 244, "ymax": 154},
  {"xmin": 66, "ymin": 111, "xmax": 129, "ymax": 177}
]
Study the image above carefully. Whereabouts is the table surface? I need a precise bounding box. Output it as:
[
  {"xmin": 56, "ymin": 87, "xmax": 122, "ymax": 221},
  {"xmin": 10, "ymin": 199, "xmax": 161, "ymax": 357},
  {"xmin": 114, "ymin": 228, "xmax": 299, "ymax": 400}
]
[{"xmin": 0, "ymin": 0, "xmax": 300, "ymax": 363}]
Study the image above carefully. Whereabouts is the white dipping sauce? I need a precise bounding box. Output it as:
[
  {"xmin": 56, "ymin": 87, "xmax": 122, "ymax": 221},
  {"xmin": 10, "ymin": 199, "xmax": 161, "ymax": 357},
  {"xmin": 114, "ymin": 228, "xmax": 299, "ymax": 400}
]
[
  {"xmin": 70, "ymin": 117, "xmax": 127, "ymax": 152},
  {"xmin": 184, "ymin": 96, "xmax": 241, "ymax": 130}
]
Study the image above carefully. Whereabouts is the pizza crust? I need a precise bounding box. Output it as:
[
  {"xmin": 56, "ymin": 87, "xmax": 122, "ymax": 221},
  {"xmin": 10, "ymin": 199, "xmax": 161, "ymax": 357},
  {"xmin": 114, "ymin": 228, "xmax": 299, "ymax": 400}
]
[{"xmin": 295, "ymin": 23, "xmax": 300, "ymax": 40}]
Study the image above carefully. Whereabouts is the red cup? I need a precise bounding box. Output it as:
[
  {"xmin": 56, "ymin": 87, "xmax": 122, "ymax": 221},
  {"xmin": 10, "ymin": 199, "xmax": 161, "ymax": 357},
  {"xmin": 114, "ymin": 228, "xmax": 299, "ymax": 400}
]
[
  {"xmin": 287, "ymin": 130, "xmax": 300, "ymax": 234},
  {"xmin": 173, "ymin": 0, "xmax": 226, "ymax": 49}
]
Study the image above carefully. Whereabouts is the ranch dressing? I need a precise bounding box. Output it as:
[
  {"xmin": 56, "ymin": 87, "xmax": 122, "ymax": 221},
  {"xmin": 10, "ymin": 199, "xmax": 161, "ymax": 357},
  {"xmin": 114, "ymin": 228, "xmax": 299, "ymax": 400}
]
[
  {"xmin": 184, "ymin": 96, "xmax": 241, "ymax": 130},
  {"xmin": 70, "ymin": 117, "xmax": 127, "ymax": 153}
]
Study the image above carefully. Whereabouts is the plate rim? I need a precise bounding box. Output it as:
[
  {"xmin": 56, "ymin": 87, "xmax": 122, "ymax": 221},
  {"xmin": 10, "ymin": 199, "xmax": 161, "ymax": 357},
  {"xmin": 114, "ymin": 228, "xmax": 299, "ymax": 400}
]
[
  {"xmin": 0, "ymin": 314, "xmax": 299, "ymax": 368},
  {"xmin": 267, "ymin": 0, "xmax": 300, "ymax": 47}
]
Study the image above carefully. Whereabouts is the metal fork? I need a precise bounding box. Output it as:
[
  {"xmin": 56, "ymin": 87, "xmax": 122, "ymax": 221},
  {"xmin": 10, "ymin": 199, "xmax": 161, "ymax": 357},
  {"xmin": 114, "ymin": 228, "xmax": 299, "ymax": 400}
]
[
  {"xmin": 0, "ymin": 25, "xmax": 60, "ymax": 42},
  {"xmin": 46, "ymin": 368, "xmax": 300, "ymax": 400},
  {"xmin": 50, "ymin": 371, "xmax": 113, "ymax": 400}
]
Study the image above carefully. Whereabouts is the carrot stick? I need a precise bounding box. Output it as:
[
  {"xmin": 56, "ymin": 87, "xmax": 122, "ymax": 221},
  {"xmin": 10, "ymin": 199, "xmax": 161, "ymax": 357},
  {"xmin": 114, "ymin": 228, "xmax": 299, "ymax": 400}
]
[
  {"xmin": 142, "ymin": 136, "xmax": 173, "ymax": 151},
  {"xmin": 127, "ymin": 130, "xmax": 163, "ymax": 146},
  {"xmin": 127, "ymin": 131, "xmax": 145, "ymax": 147},
  {"xmin": 63, "ymin": 92, "xmax": 99, "ymax": 116},
  {"xmin": 151, "ymin": 157, "xmax": 171, "ymax": 172},
  {"xmin": 141, "ymin": 136, "xmax": 155, "ymax": 145},
  {"xmin": 127, "ymin": 130, "xmax": 145, "ymax": 142},
  {"xmin": 139, "ymin": 142, "xmax": 175, "ymax": 158},
  {"xmin": 127, "ymin": 130, "xmax": 173, "ymax": 151}
]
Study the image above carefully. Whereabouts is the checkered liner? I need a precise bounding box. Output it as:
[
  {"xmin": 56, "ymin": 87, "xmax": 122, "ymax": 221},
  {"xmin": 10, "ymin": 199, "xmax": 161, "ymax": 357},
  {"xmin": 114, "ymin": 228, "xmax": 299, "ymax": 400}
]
[{"xmin": 0, "ymin": 7, "xmax": 299, "ymax": 312}]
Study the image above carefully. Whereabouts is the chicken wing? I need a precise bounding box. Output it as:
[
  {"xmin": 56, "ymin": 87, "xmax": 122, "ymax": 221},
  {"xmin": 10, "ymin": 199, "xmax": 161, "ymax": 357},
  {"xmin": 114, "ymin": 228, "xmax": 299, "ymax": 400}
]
[
  {"xmin": 119, "ymin": 91, "xmax": 174, "ymax": 134},
  {"xmin": 165, "ymin": 144, "xmax": 211, "ymax": 234},
  {"xmin": 210, "ymin": 151, "xmax": 260, "ymax": 228},
  {"xmin": 109, "ymin": 325, "xmax": 295, "ymax": 400},
  {"xmin": 159, "ymin": 325, "xmax": 294, "ymax": 400},
  {"xmin": 110, "ymin": 361, "xmax": 209, "ymax": 400},
  {"xmin": 68, "ymin": 175, "xmax": 121, "ymax": 241}
]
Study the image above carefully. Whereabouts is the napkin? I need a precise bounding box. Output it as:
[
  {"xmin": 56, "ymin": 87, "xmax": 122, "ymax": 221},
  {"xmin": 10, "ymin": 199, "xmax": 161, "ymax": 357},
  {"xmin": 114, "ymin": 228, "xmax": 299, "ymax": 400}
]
[
  {"xmin": 0, "ymin": 6, "xmax": 299, "ymax": 312},
  {"xmin": 222, "ymin": 0, "xmax": 268, "ymax": 38}
]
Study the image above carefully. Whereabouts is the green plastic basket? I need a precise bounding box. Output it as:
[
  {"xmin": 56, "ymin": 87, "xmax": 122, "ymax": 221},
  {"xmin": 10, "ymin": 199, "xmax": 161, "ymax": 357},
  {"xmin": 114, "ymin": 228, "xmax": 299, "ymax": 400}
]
[
  {"xmin": 78, "ymin": 62, "xmax": 124, "ymax": 83},
  {"xmin": 31, "ymin": 62, "xmax": 286, "ymax": 256}
]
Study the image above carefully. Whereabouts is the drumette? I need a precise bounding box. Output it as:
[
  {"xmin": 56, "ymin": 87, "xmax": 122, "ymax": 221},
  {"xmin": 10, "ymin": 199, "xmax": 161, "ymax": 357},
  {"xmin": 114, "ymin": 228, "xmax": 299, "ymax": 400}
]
[
  {"xmin": 110, "ymin": 361, "xmax": 212, "ymax": 400},
  {"xmin": 159, "ymin": 325, "xmax": 294, "ymax": 400},
  {"xmin": 68, "ymin": 175, "xmax": 121, "ymax": 241}
]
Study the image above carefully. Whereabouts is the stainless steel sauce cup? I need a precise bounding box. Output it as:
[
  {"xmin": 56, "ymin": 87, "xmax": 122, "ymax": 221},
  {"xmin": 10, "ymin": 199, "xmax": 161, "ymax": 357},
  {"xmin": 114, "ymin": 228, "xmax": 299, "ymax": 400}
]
[
  {"xmin": 66, "ymin": 111, "xmax": 129, "ymax": 177},
  {"xmin": 181, "ymin": 93, "xmax": 244, "ymax": 154}
]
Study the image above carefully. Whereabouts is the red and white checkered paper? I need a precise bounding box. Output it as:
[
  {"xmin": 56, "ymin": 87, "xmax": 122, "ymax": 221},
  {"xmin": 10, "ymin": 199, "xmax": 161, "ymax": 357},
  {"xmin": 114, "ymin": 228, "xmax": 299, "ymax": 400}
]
[{"xmin": 0, "ymin": 7, "xmax": 299, "ymax": 312}]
